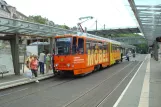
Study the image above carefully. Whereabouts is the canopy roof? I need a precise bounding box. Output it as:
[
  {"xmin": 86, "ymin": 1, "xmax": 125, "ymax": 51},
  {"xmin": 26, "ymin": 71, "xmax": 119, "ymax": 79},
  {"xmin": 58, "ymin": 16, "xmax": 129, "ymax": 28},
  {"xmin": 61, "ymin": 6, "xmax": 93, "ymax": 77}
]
[
  {"xmin": 0, "ymin": 17, "xmax": 77, "ymax": 37},
  {"xmin": 129, "ymin": 0, "xmax": 161, "ymax": 45}
]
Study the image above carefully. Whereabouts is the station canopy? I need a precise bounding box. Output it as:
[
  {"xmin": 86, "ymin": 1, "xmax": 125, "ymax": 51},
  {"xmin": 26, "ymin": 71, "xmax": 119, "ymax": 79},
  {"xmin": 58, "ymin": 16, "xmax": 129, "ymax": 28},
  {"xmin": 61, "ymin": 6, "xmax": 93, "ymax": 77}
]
[
  {"xmin": 0, "ymin": 17, "xmax": 77, "ymax": 37},
  {"xmin": 129, "ymin": 0, "xmax": 161, "ymax": 46}
]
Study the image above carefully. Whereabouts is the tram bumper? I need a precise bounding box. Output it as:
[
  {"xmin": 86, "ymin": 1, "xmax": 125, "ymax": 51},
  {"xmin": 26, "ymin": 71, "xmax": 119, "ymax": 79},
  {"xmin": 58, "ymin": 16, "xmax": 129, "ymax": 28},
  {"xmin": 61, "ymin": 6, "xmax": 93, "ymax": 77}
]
[
  {"xmin": 55, "ymin": 68, "xmax": 74, "ymax": 75},
  {"xmin": 54, "ymin": 70, "xmax": 64, "ymax": 75}
]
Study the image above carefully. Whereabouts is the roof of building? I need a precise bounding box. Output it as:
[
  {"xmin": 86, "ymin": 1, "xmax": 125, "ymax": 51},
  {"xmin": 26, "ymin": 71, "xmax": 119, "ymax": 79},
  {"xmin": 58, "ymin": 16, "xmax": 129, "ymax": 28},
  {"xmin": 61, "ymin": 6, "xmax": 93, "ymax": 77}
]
[
  {"xmin": 0, "ymin": 0, "xmax": 7, "ymax": 5},
  {"xmin": 0, "ymin": 0, "xmax": 10, "ymax": 13}
]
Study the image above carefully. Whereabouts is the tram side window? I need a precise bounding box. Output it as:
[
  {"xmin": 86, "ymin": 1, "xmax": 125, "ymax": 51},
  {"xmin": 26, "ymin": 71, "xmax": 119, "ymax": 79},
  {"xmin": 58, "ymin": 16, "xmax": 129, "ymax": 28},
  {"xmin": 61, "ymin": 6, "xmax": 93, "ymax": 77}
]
[
  {"xmin": 86, "ymin": 43, "xmax": 90, "ymax": 53},
  {"xmin": 72, "ymin": 37, "xmax": 77, "ymax": 54},
  {"xmin": 86, "ymin": 39, "xmax": 90, "ymax": 54},
  {"xmin": 115, "ymin": 45, "xmax": 117, "ymax": 51},
  {"xmin": 114, "ymin": 45, "xmax": 116, "ymax": 52},
  {"xmin": 78, "ymin": 38, "xmax": 84, "ymax": 54},
  {"xmin": 103, "ymin": 44, "xmax": 108, "ymax": 52},
  {"xmin": 112, "ymin": 44, "xmax": 114, "ymax": 52},
  {"xmin": 116, "ymin": 45, "xmax": 118, "ymax": 51},
  {"xmin": 90, "ymin": 41, "xmax": 96, "ymax": 50},
  {"xmin": 112, "ymin": 44, "xmax": 116, "ymax": 52},
  {"xmin": 117, "ymin": 46, "xmax": 120, "ymax": 51},
  {"xmin": 98, "ymin": 42, "xmax": 103, "ymax": 49}
]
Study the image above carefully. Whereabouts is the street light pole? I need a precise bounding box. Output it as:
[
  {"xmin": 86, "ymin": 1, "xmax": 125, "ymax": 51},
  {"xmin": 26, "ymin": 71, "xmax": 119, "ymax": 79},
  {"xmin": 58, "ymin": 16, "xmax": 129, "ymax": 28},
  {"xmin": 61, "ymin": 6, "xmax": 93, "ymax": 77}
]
[{"xmin": 95, "ymin": 20, "xmax": 97, "ymax": 35}]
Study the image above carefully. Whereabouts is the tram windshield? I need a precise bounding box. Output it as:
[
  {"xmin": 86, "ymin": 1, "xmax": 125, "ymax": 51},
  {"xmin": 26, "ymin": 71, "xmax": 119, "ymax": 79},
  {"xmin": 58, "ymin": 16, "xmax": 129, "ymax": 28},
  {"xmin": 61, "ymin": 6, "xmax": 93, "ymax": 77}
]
[{"xmin": 55, "ymin": 37, "xmax": 72, "ymax": 55}]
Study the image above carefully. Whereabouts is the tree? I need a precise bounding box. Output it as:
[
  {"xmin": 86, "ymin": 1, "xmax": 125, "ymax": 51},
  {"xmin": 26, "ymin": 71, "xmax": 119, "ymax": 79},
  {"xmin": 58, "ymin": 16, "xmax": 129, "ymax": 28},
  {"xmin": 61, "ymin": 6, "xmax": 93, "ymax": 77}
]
[
  {"xmin": 60, "ymin": 25, "xmax": 70, "ymax": 30},
  {"xmin": 27, "ymin": 15, "xmax": 55, "ymax": 26},
  {"xmin": 134, "ymin": 43, "xmax": 148, "ymax": 54},
  {"xmin": 27, "ymin": 15, "xmax": 48, "ymax": 24},
  {"xmin": 26, "ymin": 15, "xmax": 73, "ymax": 30},
  {"xmin": 115, "ymin": 33, "xmax": 141, "ymax": 37},
  {"xmin": 48, "ymin": 21, "xmax": 55, "ymax": 26},
  {"xmin": 71, "ymin": 26, "xmax": 78, "ymax": 31}
]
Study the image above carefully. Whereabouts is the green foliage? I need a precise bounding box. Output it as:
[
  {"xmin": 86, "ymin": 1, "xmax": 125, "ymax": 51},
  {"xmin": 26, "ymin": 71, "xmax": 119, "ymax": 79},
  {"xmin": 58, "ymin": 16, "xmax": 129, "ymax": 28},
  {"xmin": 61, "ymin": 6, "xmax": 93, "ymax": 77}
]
[
  {"xmin": 103, "ymin": 33, "xmax": 142, "ymax": 38},
  {"xmin": 27, "ymin": 15, "xmax": 48, "ymax": 24},
  {"xmin": 134, "ymin": 43, "xmax": 148, "ymax": 54},
  {"xmin": 27, "ymin": 15, "xmax": 71, "ymax": 30},
  {"xmin": 114, "ymin": 33, "xmax": 141, "ymax": 37},
  {"xmin": 60, "ymin": 25, "xmax": 70, "ymax": 30},
  {"xmin": 27, "ymin": 15, "xmax": 55, "ymax": 26}
]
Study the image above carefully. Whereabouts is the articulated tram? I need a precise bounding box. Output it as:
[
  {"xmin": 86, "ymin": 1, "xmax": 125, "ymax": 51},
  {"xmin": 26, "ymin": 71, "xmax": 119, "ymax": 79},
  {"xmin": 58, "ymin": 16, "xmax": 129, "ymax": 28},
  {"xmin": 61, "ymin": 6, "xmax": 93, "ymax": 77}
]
[{"xmin": 53, "ymin": 33, "xmax": 135, "ymax": 76}]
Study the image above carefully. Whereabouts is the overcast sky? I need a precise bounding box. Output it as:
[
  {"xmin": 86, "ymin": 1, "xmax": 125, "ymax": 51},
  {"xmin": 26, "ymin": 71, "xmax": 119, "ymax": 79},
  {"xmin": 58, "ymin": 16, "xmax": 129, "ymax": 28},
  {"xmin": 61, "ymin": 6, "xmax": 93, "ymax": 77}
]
[{"xmin": 6, "ymin": 0, "xmax": 138, "ymax": 30}]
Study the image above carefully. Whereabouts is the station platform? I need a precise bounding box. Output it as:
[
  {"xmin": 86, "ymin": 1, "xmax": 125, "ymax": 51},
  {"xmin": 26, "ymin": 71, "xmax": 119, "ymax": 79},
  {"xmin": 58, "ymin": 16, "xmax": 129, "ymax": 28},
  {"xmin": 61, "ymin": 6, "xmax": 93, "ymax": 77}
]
[{"xmin": 0, "ymin": 72, "xmax": 54, "ymax": 90}]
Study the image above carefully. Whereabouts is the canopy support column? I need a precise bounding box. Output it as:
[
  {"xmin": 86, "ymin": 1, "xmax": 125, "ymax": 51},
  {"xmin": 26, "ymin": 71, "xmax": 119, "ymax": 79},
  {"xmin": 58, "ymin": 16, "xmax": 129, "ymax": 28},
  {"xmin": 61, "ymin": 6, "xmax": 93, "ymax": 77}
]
[
  {"xmin": 10, "ymin": 34, "xmax": 20, "ymax": 75},
  {"xmin": 153, "ymin": 40, "xmax": 158, "ymax": 61},
  {"xmin": 49, "ymin": 36, "xmax": 55, "ymax": 74}
]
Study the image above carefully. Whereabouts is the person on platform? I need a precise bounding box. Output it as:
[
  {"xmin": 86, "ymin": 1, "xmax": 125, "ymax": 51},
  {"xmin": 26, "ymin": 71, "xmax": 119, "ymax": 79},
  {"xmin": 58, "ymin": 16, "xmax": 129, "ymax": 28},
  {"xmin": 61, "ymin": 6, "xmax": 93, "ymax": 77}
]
[
  {"xmin": 30, "ymin": 55, "xmax": 39, "ymax": 83},
  {"xmin": 126, "ymin": 51, "xmax": 130, "ymax": 61},
  {"xmin": 151, "ymin": 51, "xmax": 153, "ymax": 58},
  {"xmin": 39, "ymin": 51, "xmax": 46, "ymax": 74},
  {"xmin": 45, "ymin": 53, "xmax": 51, "ymax": 73},
  {"xmin": 26, "ymin": 55, "xmax": 33, "ymax": 69}
]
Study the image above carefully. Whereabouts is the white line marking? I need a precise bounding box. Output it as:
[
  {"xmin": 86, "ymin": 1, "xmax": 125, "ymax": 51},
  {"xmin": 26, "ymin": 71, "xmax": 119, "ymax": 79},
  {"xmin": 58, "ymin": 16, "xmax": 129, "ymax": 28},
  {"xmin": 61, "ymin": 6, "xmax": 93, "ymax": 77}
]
[
  {"xmin": 113, "ymin": 55, "xmax": 148, "ymax": 107},
  {"xmin": 138, "ymin": 55, "xmax": 150, "ymax": 107},
  {"xmin": 97, "ymin": 61, "xmax": 140, "ymax": 107}
]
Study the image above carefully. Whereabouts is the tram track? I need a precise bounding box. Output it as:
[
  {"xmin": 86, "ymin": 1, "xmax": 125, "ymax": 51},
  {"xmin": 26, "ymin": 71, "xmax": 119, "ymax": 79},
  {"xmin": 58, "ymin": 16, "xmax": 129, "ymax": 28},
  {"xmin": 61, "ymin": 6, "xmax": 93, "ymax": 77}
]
[
  {"xmin": 0, "ymin": 77, "xmax": 75, "ymax": 106},
  {"xmin": 62, "ymin": 62, "xmax": 136, "ymax": 107}
]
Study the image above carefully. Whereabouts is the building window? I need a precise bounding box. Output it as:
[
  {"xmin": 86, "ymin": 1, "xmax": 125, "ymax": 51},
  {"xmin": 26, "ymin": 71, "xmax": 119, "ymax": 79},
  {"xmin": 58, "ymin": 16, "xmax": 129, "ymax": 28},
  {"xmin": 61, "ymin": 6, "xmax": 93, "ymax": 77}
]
[{"xmin": 1, "ymin": 5, "xmax": 4, "ymax": 8}]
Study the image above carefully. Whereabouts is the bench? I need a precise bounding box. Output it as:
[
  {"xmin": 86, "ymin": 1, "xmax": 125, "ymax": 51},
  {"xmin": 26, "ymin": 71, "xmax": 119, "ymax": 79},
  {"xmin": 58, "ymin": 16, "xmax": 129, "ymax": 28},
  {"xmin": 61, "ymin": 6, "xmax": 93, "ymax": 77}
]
[{"xmin": 0, "ymin": 65, "xmax": 9, "ymax": 78}]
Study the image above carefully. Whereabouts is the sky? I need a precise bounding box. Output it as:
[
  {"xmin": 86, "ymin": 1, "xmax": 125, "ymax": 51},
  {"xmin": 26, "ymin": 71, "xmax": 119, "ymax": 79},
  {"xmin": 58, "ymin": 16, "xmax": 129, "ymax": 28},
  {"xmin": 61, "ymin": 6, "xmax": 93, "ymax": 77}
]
[{"xmin": 5, "ymin": 0, "xmax": 138, "ymax": 30}]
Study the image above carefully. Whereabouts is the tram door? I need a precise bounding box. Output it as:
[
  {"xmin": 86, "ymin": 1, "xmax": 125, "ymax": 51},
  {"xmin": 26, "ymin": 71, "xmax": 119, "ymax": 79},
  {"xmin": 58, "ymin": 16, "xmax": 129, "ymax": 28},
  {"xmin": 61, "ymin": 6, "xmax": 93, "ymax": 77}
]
[{"xmin": 76, "ymin": 37, "xmax": 85, "ymax": 68}]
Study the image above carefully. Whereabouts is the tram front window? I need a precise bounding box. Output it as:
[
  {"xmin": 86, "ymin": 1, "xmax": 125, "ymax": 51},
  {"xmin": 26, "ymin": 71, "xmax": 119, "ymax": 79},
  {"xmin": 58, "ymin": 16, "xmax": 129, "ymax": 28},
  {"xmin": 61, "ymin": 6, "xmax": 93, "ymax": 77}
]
[{"xmin": 55, "ymin": 37, "xmax": 72, "ymax": 55}]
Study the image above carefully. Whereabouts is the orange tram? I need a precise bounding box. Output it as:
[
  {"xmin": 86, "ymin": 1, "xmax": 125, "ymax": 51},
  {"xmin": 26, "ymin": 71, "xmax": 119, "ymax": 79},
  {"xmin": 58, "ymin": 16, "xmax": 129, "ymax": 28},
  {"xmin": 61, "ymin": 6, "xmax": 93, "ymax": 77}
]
[{"xmin": 54, "ymin": 33, "xmax": 135, "ymax": 76}]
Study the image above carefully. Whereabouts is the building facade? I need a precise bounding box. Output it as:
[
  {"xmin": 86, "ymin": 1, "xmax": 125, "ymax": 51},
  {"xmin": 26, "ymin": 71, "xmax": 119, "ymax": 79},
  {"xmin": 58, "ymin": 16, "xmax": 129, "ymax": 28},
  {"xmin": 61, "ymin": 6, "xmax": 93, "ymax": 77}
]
[
  {"xmin": 0, "ymin": 0, "xmax": 27, "ymax": 20},
  {"xmin": 0, "ymin": 0, "xmax": 10, "ymax": 18}
]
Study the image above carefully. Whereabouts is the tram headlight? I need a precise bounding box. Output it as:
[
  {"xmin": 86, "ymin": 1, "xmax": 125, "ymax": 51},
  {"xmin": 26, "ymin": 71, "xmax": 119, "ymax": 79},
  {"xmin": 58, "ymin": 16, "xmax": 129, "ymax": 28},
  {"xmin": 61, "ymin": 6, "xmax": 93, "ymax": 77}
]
[
  {"xmin": 67, "ymin": 63, "xmax": 70, "ymax": 67},
  {"xmin": 55, "ymin": 64, "xmax": 58, "ymax": 67}
]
